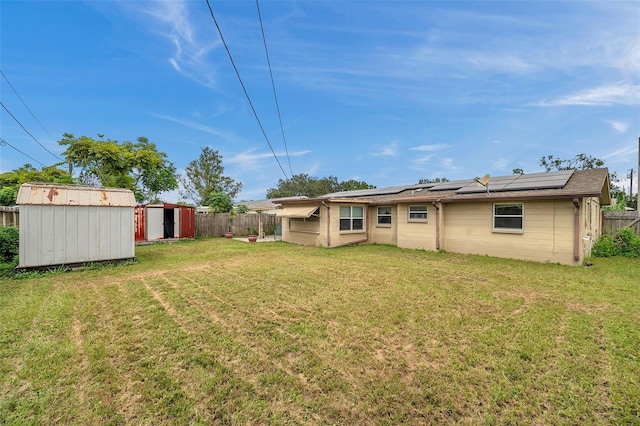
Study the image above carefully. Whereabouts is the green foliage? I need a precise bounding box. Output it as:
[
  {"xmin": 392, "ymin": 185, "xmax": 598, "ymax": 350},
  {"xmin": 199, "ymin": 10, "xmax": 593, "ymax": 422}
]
[
  {"xmin": 205, "ymin": 192, "xmax": 234, "ymax": 213},
  {"xmin": 0, "ymin": 187, "xmax": 18, "ymax": 206},
  {"xmin": 180, "ymin": 147, "xmax": 242, "ymax": 206},
  {"xmin": 417, "ymin": 177, "xmax": 449, "ymax": 184},
  {"xmin": 0, "ymin": 226, "xmax": 19, "ymax": 263},
  {"xmin": 235, "ymin": 204, "xmax": 249, "ymax": 214},
  {"xmin": 0, "ymin": 164, "xmax": 74, "ymax": 205},
  {"xmin": 593, "ymin": 228, "xmax": 640, "ymax": 258},
  {"xmin": 339, "ymin": 179, "xmax": 376, "ymax": 192},
  {"xmin": 539, "ymin": 153, "xmax": 605, "ymax": 172},
  {"xmin": 267, "ymin": 173, "xmax": 375, "ymax": 198},
  {"xmin": 59, "ymin": 133, "xmax": 178, "ymax": 203}
]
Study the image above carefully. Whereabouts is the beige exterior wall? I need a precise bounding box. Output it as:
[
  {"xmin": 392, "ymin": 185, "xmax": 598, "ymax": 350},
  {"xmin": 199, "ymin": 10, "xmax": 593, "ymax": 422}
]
[
  {"xmin": 281, "ymin": 203, "xmax": 323, "ymax": 246},
  {"xmin": 282, "ymin": 196, "xmax": 604, "ymax": 266},
  {"xmin": 441, "ymin": 199, "xmax": 579, "ymax": 265},
  {"xmin": 395, "ymin": 204, "xmax": 439, "ymax": 250},
  {"xmin": 328, "ymin": 202, "xmax": 368, "ymax": 247},
  {"xmin": 581, "ymin": 196, "xmax": 602, "ymax": 259},
  {"xmin": 368, "ymin": 205, "xmax": 397, "ymax": 245}
]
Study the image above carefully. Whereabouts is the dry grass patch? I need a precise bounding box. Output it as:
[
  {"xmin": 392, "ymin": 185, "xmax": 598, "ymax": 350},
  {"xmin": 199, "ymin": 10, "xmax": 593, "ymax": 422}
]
[{"xmin": 1, "ymin": 239, "xmax": 639, "ymax": 424}]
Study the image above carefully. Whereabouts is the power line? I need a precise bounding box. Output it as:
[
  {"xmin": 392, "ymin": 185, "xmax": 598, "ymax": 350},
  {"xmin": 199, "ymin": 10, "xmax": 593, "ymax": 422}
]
[
  {"xmin": 204, "ymin": 0, "xmax": 289, "ymax": 181},
  {"xmin": 256, "ymin": 0, "xmax": 294, "ymax": 178},
  {"xmin": 1, "ymin": 70, "xmax": 53, "ymax": 137},
  {"xmin": 0, "ymin": 100, "xmax": 63, "ymax": 162},
  {"xmin": 0, "ymin": 137, "xmax": 47, "ymax": 167}
]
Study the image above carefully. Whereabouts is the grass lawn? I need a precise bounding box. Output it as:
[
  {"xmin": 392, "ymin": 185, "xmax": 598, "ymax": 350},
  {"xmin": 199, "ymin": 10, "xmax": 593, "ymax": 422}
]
[{"xmin": 1, "ymin": 239, "xmax": 639, "ymax": 425}]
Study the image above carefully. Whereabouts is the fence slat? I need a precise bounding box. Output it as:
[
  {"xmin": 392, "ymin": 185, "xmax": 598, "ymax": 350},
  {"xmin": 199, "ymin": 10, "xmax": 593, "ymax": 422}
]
[
  {"xmin": 195, "ymin": 213, "xmax": 281, "ymax": 238},
  {"xmin": 0, "ymin": 207, "xmax": 19, "ymax": 227},
  {"xmin": 603, "ymin": 211, "xmax": 640, "ymax": 234}
]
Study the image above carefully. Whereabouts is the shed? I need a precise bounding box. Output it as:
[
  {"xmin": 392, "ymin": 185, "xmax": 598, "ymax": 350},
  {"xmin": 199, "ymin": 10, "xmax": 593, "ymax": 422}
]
[
  {"xmin": 16, "ymin": 183, "xmax": 136, "ymax": 270},
  {"xmin": 134, "ymin": 203, "xmax": 195, "ymax": 242}
]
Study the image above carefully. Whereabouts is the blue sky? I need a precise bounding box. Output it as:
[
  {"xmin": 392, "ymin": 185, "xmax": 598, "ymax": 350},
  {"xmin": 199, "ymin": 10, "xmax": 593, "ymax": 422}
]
[{"xmin": 1, "ymin": 1, "xmax": 638, "ymax": 202}]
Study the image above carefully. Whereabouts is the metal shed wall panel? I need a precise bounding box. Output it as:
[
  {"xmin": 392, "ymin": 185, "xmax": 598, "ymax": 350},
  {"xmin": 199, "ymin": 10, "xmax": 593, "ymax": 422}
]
[
  {"xmin": 179, "ymin": 206, "xmax": 195, "ymax": 238},
  {"xmin": 18, "ymin": 205, "xmax": 134, "ymax": 268},
  {"xmin": 146, "ymin": 206, "xmax": 164, "ymax": 240}
]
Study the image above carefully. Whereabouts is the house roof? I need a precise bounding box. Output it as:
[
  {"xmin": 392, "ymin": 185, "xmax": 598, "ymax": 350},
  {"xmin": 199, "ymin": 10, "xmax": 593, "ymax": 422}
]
[
  {"xmin": 241, "ymin": 196, "xmax": 308, "ymax": 213},
  {"xmin": 17, "ymin": 183, "xmax": 136, "ymax": 207},
  {"xmin": 277, "ymin": 168, "xmax": 611, "ymax": 206}
]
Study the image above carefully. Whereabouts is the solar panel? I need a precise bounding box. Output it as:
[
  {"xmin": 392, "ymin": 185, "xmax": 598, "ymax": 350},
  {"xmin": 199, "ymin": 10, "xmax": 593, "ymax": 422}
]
[
  {"xmin": 456, "ymin": 176, "xmax": 518, "ymax": 194},
  {"xmin": 430, "ymin": 179, "xmax": 474, "ymax": 191},
  {"xmin": 455, "ymin": 170, "xmax": 574, "ymax": 194},
  {"xmin": 322, "ymin": 185, "xmax": 411, "ymax": 198}
]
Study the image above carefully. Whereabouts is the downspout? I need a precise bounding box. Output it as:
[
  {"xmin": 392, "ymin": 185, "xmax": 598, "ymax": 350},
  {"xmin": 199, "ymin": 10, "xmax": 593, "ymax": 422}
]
[
  {"xmin": 432, "ymin": 201, "xmax": 440, "ymax": 250},
  {"xmin": 573, "ymin": 198, "xmax": 580, "ymax": 262},
  {"xmin": 322, "ymin": 202, "xmax": 330, "ymax": 247}
]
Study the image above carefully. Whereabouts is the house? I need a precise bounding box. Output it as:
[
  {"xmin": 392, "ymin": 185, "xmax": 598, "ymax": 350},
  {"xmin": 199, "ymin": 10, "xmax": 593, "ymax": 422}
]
[{"xmin": 276, "ymin": 169, "xmax": 610, "ymax": 266}]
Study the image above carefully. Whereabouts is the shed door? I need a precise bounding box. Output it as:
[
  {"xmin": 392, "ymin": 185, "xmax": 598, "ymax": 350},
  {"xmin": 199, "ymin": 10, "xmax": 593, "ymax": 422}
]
[
  {"xmin": 179, "ymin": 206, "xmax": 195, "ymax": 238},
  {"xmin": 163, "ymin": 208, "xmax": 175, "ymax": 239},
  {"xmin": 147, "ymin": 207, "xmax": 164, "ymax": 240}
]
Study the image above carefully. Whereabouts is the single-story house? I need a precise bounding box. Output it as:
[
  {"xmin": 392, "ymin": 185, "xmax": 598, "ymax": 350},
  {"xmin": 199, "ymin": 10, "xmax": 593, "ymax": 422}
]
[{"xmin": 276, "ymin": 168, "xmax": 610, "ymax": 266}]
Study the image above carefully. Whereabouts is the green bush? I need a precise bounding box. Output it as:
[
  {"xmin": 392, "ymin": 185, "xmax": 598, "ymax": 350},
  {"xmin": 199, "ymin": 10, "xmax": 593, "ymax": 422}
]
[
  {"xmin": 0, "ymin": 226, "xmax": 19, "ymax": 263},
  {"xmin": 593, "ymin": 227, "xmax": 640, "ymax": 258}
]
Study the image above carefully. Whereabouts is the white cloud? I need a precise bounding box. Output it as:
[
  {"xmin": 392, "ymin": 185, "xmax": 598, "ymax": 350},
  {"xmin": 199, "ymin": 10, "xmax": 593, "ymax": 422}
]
[
  {"xmin": 411, "ymin": 143, "xmax": 451, "ymax": 152},
  {"xmin": 412, "ymin": 155, "xmax": 433, "ymax": 164},
  {"xmin": 151, "ymin": 114, "xmax": 238, "ymax": 140},
  {"xmin": 534, "ymin": 82, "xmax": 640, "ymax": 107},
  {"xmin": 604, "ymin": 120, "xmax": 630, "ymax": 133},
  {"xmin": 602, "ymin": 144, "xmax": 638, "ymax": 164},
  {"xmin": 372, "ymin": 146, "xmax": 397, "ymax": 157},
  {"xmin": 137, "ymin": 1, "xmax": 219, "ymax": 87}
]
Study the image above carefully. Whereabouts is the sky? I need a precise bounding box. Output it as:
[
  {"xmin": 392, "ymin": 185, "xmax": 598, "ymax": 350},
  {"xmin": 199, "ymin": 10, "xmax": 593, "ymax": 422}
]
[{"xmin": 1, "ymin": 0, "xmax": 639, "ymax": 203}]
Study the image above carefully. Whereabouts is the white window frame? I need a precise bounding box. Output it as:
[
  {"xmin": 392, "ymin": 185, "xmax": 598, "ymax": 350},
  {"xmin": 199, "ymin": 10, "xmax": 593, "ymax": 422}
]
[
  {"xmin": 408, "ymin": 205, "xmax": 428, "ymax": 222},
  {"xmin": 493, "ymin": 203, "xmax": 524, "ymax": 232},
  {"xmin": 340, "ymin": 205, "xmax": 364, "ymax": 232},
  {"xmin": 377, "ymin": 206, "xmax": 392, "ymax": 226}
]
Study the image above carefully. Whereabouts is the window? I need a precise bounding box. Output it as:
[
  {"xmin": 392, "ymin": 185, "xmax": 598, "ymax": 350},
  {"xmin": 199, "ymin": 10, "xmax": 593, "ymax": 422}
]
[
  {"xmin": 408, "ymin": 205, "xmax": 428, "ymax": 221},
  {"xmin": 340, "ymin": 206, "xmax": 364, "ymax": 231},
  {"xmin": 377, "ymin": 206, "xmax": 392, "ymax": 225},
  {"xmin": 493, "ymin": 203, "xmax": 523, "ymax": 230}
]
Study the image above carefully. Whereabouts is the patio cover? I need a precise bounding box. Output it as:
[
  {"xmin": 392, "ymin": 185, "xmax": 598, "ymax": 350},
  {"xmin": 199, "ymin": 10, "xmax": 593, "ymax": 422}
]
[{"xmin": 276, "ymin": 205, "xmax": 319, "ymax": 219}]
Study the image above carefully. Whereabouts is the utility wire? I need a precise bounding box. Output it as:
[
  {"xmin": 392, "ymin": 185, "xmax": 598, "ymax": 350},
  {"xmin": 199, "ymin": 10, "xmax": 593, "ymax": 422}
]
[
  {"xmin": 256, "ymin": 0, "xmax": 294, "ymax": 178},
  {"xmin": 0, "ymin": 137, "xmax": 47, "ymax": 167},
  {"xmin": 204, "ymin": 0, "xmax": 289, "ymax": 181},
  {"xmin": 0, "ymin": 100, "xmax": 63, "ymax": 162},
  {"xmin": 1, "ymin": 70, "xmax": 53, "ymax": 137}
]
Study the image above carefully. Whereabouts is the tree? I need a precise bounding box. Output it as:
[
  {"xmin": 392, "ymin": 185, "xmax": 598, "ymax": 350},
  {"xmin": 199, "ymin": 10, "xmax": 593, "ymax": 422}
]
[
  {"xmin": 417, "ymin": 177, "xmax": 449, "ymax": 184},
  {"xmin": 266, "ymin": 174, "xmax": 375, "ymax": 198},
  {"xmin": 339, "ymin": 179, "xmax": 376, "ymax": 192},
  {"xmin": 180, "ymin": 147, "xmax": 242, "ymax": 205},
  {"xmin": 539, "ymin": 154, "xmax": 605, "ymax": 172},
  {"xmin": 536, "ymin": 153, "xmax": 621, "ymax": 199},
  {"xmin": 0, "ymin": 164, "xmax": 74, "ymax": 206},
  {"xmin": 59, "ymin": 134, "xmax": 178, "ymax": 203},
  {"xmin": 205, "ymin": 191, "xmax": 234, "ymax": 213},
  {"xmin": 512, "ymin": 168, "xmax": 524, "ymax": 175}
]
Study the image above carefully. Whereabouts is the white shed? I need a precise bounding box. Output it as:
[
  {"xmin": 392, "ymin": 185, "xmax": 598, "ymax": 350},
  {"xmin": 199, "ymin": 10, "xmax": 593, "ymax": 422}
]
[{"xmin": 17, "ymin": 183, "xmax": 136, "ymax": 270}]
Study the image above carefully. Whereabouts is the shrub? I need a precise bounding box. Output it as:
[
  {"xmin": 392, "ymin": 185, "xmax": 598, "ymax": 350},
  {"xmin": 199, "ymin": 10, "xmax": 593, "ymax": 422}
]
[
  {"xmin": 593, "ymin": 227, "xmax": 640, "ymax": 258},
  {"xmin": 0, "ymin": 226, "xmax": 19, "ymax": 263}
]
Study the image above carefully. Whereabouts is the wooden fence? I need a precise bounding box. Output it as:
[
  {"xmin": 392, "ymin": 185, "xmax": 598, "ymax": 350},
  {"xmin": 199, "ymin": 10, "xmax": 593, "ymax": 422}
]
[
  {"xmin": 195, "ymin": 212, "xmax": 281, "ymax": 238},
  {"xmin": 0, "ymin": 207, "xmax": 19, "ymax": 227},
  {"xmin": 0, "ymin": 208, "xmax": 280, "ymax": 238},
  {"xmin": 603, "ymin": 211, "xmax": 640, "ymax": 234}
]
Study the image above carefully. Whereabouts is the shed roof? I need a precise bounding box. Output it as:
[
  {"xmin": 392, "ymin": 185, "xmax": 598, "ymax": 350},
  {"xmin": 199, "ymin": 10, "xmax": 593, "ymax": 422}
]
[{"xmin": 17, "ymin": 183, "xmax": 136, "ymax": 207}]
